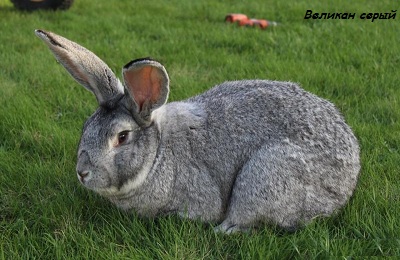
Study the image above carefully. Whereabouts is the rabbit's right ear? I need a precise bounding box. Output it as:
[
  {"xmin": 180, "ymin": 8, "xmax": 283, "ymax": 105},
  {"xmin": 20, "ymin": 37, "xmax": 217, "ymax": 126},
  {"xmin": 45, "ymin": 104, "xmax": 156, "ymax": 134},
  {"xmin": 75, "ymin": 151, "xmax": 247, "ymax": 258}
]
[
  {"xmin": 35, "ymin": 29, "xmax": 124, "ymax": 108},
  {"xmin": 122, "ymin": 58, "xmax": 169, "ymax": 125}
]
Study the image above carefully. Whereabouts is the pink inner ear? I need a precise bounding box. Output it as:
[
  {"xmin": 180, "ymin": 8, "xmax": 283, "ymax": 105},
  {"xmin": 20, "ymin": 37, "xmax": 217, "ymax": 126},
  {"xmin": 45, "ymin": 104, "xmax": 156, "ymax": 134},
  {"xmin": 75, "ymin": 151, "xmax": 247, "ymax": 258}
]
[{"xmin": 124, "ymin": 66, "xmax": 162, "ymax": 111}]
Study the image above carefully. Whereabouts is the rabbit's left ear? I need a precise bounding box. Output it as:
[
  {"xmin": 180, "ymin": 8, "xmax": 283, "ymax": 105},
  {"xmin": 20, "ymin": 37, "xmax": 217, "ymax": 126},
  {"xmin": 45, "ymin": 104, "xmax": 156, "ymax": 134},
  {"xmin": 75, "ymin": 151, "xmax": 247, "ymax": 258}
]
[
  {"xmin": 122, "ymin": 58, "xmax": 170, "ymax": 124},
  {"xmin": 35, "ymin": 29, "xmax": 124, "ymax": 108}
]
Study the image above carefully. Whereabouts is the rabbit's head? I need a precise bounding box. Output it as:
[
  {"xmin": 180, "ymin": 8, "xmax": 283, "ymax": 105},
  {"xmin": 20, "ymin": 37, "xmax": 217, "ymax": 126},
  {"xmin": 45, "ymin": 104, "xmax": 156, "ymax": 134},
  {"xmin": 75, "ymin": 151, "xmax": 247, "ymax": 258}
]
[{"xmin": 35, "ymin": 30, "xmax": 169, "ymax": 197}]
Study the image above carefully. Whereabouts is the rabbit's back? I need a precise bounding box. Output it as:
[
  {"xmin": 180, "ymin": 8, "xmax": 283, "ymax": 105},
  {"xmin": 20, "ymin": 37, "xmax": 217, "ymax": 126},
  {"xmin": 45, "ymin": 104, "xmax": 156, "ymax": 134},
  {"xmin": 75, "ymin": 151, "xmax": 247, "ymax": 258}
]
[
  {"xmin": 188, "ymin": 80, "xmax": 359, "ymax": 168},
  {"xmin": 164, "ymin": 80, "xmax": 361, "ymax": 228}
]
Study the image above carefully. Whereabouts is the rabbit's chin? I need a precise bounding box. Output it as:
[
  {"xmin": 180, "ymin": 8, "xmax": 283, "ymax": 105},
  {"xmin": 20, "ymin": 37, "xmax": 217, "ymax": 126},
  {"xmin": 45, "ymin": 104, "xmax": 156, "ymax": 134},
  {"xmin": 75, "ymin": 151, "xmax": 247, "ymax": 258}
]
[
  {"xmin": 94, "ymin": 186, "xmax": 122, "ymax": 197},
  {"xmin": 93, "ymin": 186, "xmax": 135, "ymax": 200},
  {"xmin": 78, "ymin": 176, "xmax": 114, "ymax": 196}
]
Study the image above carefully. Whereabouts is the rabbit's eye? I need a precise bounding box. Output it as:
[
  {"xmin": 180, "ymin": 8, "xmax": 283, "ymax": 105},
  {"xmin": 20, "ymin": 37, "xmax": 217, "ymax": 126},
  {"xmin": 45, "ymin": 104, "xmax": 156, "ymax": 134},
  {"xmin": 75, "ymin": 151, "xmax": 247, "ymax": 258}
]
[{"xmin": 117, "ymin": 131, "xmax": 130, "ymax": 145}]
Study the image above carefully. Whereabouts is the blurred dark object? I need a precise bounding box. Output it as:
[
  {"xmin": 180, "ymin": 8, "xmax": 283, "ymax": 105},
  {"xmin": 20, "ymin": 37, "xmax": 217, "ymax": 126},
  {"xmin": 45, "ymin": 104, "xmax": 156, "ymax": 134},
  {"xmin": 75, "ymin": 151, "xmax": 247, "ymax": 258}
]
[{"xmin": 11, "ymin": 0, "xmax": 74, "ymax": 10}]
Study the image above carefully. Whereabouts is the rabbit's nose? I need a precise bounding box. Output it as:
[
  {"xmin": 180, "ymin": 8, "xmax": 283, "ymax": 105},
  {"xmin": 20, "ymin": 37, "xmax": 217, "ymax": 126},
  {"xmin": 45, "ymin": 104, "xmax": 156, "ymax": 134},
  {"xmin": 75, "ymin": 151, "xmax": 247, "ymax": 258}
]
[{"xmin": 77, "ymin": 170, "xmax": 91, "ymax": 182}]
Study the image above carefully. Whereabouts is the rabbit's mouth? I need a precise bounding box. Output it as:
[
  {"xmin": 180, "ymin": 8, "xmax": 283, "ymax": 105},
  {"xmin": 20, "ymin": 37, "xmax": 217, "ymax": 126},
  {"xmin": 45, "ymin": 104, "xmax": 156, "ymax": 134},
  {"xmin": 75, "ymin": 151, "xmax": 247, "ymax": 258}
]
[{"xmin": 77, "ymin": 171, "xmax": 115, "ymax": 194}]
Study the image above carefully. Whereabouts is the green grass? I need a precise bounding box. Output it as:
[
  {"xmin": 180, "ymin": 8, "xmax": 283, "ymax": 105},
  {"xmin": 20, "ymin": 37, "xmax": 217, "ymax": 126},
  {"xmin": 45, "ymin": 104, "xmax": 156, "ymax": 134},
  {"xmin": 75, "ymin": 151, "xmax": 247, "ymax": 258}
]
[{"xmin": 1, "ymin": 0, "xmax": 399, "ymax": 258}]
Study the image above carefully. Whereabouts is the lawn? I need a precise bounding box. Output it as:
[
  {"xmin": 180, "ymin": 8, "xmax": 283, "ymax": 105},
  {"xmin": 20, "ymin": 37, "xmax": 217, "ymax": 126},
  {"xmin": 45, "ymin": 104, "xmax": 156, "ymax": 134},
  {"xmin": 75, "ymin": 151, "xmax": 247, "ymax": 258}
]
[{"xmin": 1, "ymin": 0, "xmax": 399, "ymax": 258}]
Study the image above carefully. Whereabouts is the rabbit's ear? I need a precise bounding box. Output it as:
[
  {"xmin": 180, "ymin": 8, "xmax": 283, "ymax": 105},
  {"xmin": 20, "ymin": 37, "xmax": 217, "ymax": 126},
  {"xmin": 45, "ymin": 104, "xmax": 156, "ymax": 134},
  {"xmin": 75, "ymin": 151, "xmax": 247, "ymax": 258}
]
[
  {"xmin": 35, "ymin": 29, "xmax": 124, "ymax": 108},
  {"xmin": 122, "ymin": 58, "xmax": 169, "ymax": 123}
]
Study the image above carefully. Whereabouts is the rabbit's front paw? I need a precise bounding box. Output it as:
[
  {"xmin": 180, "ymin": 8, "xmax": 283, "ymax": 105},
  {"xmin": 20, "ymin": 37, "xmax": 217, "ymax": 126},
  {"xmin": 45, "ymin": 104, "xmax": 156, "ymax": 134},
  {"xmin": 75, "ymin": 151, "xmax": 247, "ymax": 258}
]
[{"xmin": 213, "ymin": 221, "xmax": 250, "ymax": 234}]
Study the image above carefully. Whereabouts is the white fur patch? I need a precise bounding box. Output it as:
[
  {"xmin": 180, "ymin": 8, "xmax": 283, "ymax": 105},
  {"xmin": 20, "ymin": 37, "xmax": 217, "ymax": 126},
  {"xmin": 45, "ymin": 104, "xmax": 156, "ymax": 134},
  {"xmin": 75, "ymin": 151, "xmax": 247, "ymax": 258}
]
[
  {"xmin": 151, "ymin": 102, "xmax": 204, "ymax": 133},
  {"xmin": 151, "ymin": 105, "xmax": 168, "ymax": 131},
  {"xmin": 116, "ymin": 80, "xmax": 125, "ymax": 94}
]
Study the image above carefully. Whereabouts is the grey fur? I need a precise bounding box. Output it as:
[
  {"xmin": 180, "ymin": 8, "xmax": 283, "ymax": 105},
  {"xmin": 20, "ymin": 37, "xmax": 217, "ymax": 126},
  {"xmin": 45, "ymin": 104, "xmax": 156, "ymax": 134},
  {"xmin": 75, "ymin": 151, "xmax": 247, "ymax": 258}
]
[{"xmin": 36, "ymin": 30, "xmax": 360, "ymax": 233}]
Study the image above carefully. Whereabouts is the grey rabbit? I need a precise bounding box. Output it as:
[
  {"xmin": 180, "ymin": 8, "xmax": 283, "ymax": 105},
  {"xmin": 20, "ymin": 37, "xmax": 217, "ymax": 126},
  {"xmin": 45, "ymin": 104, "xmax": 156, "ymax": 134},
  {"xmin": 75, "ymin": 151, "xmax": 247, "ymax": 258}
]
[{"xmin": 35, "ymin": 29, "xmax": 360, "ymax": 234}]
